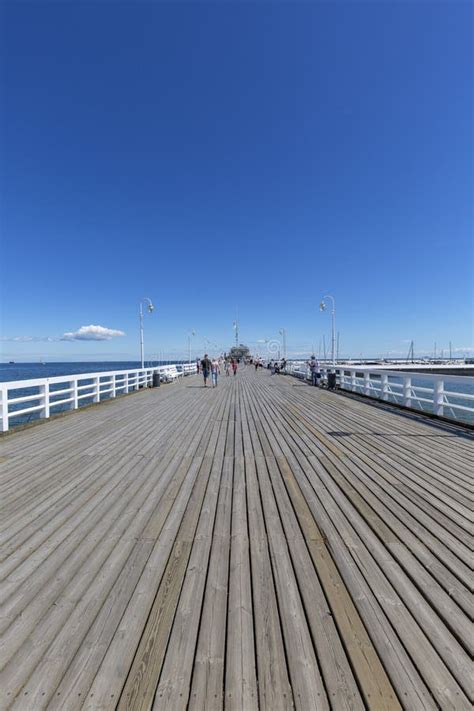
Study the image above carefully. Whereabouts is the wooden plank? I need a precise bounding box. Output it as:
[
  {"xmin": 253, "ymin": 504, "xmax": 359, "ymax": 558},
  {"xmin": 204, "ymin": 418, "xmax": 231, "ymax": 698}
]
[
  {"xmin": 154, "ymin": 386, "xmax": 231, "ymax": 709},
  {"xmin": 246, "ymin": 374, "xmax": 442, "ymax": 709},
  {"xmin": 86, "ymin": 389, "xmax": 227, "ymax": 709},
  {"xmin": 286, "ymin": 399, "xmax": 471, "ymax": 529},
  {"xmin": 188, "ymin": 459, "xmax": 233, "ymax": 711},
  {"xmin": 275, "ymin": 453, "xmax": 402, "ymax": 711},
  {"xmin": 243, "ymin": 382, "xmax": 367, "ymax": 709},
  {"xmin": 253, "ymin": 454, "xmax": 330, "ymax": 710},
  {"xmin": 224, "ymin": 384, "xmax": 258, "ymax": 710},
  {"xmin": 224, "ymin": 453, "xmax": 258, "ymax": 710},
  {"xmin": 250, "ymin": 372, "xmax": 472, "ymax": 710},
  {"xmin": 47, "ymin": 457, "xmax": 198, "ymax": 709},
  {"xmin": 240, "ymin": 391, "xmax": 293, "ymax": 710},
  {"xmin": 0, "ymin": 454, "xmax": 162, "ymax": 678},
  {"xmin": 116, "ymin": 451, "xmax": 215, "ymax": 710},
  {"xmin": 273, "ymin": 384, "xmax": 471, "ymax": 551},
  {"xmin": 316, "ymin": 452, "xmax": 472, "ymax": 677},
  {"xmin": 0, "ymin": 379, "xmax": 221, "ymax": 707}
]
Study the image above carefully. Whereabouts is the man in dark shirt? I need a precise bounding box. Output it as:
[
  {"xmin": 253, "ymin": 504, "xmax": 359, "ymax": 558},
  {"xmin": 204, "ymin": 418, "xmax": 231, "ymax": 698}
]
[
  {"xmin": 201, "ymin": 354, "xmax": 212, "ymax": 387},
  {"xmin": 308, "ymin": 356, "xmax": 319, "ymax": 386}
]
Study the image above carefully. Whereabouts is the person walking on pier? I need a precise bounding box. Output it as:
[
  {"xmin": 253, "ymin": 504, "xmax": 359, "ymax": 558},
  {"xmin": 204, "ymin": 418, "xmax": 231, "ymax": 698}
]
[
  {"xmin": 211, "ymin": 358, "xmax": 220, "ymax": 387},
  {"xmin": 201, "ymin": 354, "xmax": 211, "ymax": 387},
  {"xmin": 224, "ymin": 360, "xmax": 230, "ymax": 376},
  {"xmin": 231, "ymin": 359, "xmax": 238, "ymax": 376},
  {"xmin": 308, "ymin": 355, "xmax": 320, "ymax": 386}
]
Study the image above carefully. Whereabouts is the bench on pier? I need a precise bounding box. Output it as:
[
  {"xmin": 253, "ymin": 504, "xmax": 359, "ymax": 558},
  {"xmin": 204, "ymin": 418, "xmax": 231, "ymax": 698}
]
[
  {"xmin": 179, "ymin": 364, "xmax": 198, "ymax": 377},
  {"xmin": 159, "ymin": 365, "xmax": 181, "ymax": 383}
]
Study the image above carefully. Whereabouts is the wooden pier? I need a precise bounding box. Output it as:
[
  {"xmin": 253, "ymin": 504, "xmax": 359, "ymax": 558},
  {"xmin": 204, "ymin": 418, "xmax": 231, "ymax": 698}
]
[{"xmin": 0, "ymin": 368, "xmax": 471, "ymax": 710}]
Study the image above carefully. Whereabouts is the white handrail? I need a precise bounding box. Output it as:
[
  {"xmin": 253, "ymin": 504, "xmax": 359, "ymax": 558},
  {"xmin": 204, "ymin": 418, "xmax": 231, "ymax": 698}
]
[
  {"xmin": 285, "ymin": 362, "xmax": 474, "ymax": 424},
  {"xmin": 0, "ymin": 363, "xmax": 198, "ymax": 432}
]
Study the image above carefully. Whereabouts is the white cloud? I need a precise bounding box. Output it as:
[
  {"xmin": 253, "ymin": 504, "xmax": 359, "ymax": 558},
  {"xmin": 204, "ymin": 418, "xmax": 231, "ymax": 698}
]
[
  {"xmin": 61, "ymin": 325, "xmax": 126, "ymax": 341},
  {"xmin": 0, "ymin": 335, "xmax": 54, "ymax": 342}
]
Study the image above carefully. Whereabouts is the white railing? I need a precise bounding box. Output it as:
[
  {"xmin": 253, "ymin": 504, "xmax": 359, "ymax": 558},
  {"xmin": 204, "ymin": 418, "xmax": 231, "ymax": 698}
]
[
  {"xmin": 0, "ymin": 363, "xmax": 198, "ymax": 432},
  {"xmin": 285, "ymin": 362, "xmax": 474, "ymax": 424},
  {"xmin": 178, "ymin": 363, "xmax": 198, "ymax": 376}
]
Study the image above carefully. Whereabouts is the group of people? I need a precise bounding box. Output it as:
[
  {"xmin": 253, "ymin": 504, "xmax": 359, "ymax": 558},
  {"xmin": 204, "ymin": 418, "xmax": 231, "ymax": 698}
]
[
  {"xmin": 268, "ymin": 358, "xmax": 287, "ymax": 375},
  {"xmin": 197, "ymin": 354, "xmax": 321, "ymax": 387},
  {"xmin": 199, "ymin": 355, "xmax": 238, "ymax": 387}
]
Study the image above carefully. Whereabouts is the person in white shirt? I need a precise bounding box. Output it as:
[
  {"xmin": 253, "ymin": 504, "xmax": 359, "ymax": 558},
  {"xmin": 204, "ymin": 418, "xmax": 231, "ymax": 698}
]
[{"xmin": 211, "ymin": 358, "xmax": 220, "ymax": 387}]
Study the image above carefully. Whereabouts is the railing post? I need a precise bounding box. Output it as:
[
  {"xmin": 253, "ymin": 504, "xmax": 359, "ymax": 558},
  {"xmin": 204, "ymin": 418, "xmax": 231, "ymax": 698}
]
[
  {"xmin": 403, "ymin": 377, "xmax": 412, "ymax": 409},
  {"xmin": 71, "ymin": 379, "xmax": 78, "ymax": 409},
  {"xmin": 112, "ymin": 374, "xmax": 116, "ymax": 398},
  {"xmin": 39, "ymin": 382, "xmax": 50, "ymax": 420},
  {"xmin": 364, "ymin": 372, "xmax": 370, "ymax": 396},
  {"xmin": 381, "ymin": 373, "xmax": 389, "ymax": 401},
  {"xmin": 124, "ymin": 373, "xmax": 129, "ymax": 394},
  {"xmin": 434, "ymin": 380, "xmax": 444, "ymax": 417},
  {"xmin": 0, "ymin": 385, "xmax": 9, "ymax": 432},
  {"xmin": 351, "ymin": 370, "xmax": 357, "ymax": 392},
  {"xmin": 94, "ymin": 377, "xmax": 100, "ymax": 403}
]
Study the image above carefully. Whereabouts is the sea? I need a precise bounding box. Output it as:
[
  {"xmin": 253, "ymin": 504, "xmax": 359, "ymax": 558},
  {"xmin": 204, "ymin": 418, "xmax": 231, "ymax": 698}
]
[
  {"xmin": 1, "ymin": 361, "xmax": 473, "ymax": 427},
  {"xmin": 0, "ymin": 361, "xmax": 179, "ymax": 383}
]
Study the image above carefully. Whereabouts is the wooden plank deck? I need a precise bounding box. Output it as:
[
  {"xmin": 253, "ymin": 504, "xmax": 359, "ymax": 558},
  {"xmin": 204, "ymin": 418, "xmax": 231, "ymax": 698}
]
[{"xmin": 0, "ymin": 367, "xmax": 472, "ymax": 710}]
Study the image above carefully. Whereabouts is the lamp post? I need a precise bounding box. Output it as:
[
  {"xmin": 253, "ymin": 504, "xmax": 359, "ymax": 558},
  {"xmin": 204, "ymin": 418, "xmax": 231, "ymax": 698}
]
[
  {"xmin": 279, "ymin": 328, "xmax": 287, "ymax": 359},
  {"xmin": 320, "ymin": 295, "xmax": 336, "ymax": 366},
  {"xmin": 187, "ymin": 330, "xmax": 196, "ymax": 363},
  {"xmin": 139, "ymin": 298, "xmax": 154, "ymax": 368}
]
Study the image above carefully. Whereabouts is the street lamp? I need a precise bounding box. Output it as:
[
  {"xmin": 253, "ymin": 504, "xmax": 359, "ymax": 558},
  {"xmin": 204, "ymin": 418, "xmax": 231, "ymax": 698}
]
[
  {"xmin": 320, "ymin": 295, "xmax": 336, "ymax": 365},
  {"xmin": 187, "ymin": 330, "xmax": 196, "ymax": 363},
  {"xmin": 139, "ymin": 298, "xmax": 154, "ymax": 368},
  {"xmin": 279, "ymin": 328, "xmax": 287, "ymax": 359}
]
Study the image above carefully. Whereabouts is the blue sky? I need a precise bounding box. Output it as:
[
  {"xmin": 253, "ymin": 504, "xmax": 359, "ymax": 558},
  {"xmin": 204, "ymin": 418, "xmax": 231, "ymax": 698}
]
[{"xmin": 1, "ymin": 1, "xmax": 472, "ymax": 361}]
